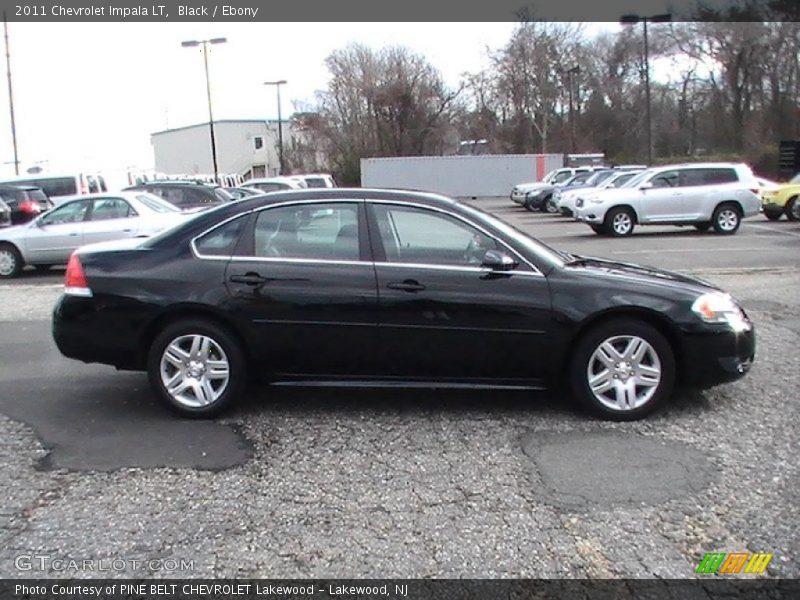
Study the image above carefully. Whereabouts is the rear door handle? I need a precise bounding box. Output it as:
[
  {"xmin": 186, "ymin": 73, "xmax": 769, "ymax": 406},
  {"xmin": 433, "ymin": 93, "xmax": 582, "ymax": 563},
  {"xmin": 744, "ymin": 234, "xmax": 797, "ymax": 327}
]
[
  {"xmin": 229, "ymin": 273, "xmax": 268, "ymax": 286},
  {"xmin": 387, "ymin": 279, "xmax": 426, "ymax": 292}
]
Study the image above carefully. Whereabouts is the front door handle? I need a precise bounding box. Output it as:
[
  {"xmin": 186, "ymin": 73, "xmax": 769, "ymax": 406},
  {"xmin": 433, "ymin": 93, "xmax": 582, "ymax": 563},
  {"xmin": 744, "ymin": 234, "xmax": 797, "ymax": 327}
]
[
  {"xmin": 229, "ymin": 272, "xmax": 268, "ymax": 286},
  {"xmin": 387, "ymin": 279, "xmax": 426, "ymax": 292}
]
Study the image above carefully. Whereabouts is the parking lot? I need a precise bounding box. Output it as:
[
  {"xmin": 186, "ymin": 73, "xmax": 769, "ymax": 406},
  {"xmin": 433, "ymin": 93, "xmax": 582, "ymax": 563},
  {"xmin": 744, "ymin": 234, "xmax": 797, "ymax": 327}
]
[{"xmin": 0, "ymin": 200, "xmax": 798, "ymax": 579}]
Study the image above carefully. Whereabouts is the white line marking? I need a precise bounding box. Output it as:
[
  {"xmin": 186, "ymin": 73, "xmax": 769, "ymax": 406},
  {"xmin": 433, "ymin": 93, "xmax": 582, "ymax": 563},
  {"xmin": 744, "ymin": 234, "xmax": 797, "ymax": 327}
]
[
  {"xmin": 611, "ymin": 247, "xmax": 774, "ymax": 255},
  {"xmin": 747, "ymin": 223, "xmax": 800, "ymax": 238}
]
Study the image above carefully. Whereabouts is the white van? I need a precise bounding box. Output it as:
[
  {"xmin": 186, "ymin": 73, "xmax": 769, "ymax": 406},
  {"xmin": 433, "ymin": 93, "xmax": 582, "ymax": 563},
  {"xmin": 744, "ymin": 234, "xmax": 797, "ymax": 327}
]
[{"xmin": 0, "ymin": 173, "xmax": 107, "ymax": 205}]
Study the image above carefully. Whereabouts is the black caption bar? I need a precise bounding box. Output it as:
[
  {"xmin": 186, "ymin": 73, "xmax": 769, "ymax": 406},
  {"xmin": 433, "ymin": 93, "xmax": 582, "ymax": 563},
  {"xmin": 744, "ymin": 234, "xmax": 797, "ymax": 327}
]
[
  {"xmin": 3, "ymin": 579, "xmax": 800, "ymax": 600},
  {"xmin": 0, "ymin": 0, "xmax": 793, "ymax": 22}
]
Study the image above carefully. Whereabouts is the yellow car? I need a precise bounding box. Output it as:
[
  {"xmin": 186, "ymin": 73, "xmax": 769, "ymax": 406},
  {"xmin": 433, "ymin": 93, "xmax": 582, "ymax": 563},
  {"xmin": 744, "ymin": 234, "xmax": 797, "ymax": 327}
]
[{"xmin": 762, "ymin": 172, "xmax": 800, "ymax": 221}]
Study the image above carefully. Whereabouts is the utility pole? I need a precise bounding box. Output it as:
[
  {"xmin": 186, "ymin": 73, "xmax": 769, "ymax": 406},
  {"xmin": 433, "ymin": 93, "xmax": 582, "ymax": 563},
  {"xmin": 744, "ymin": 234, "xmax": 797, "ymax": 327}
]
[
  {"xmin": 4, "ymin": 13, "xmax": 19, "ymax": 175},
  {"xmin": 264, "ymin": 80, "xmax": 287, "ymax": 175}
]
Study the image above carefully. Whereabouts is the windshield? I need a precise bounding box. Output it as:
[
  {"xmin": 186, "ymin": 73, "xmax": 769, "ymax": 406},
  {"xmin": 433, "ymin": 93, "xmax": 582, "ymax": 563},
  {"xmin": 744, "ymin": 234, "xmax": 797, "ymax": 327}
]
[
  {"xmin": 586, "ymin": 171, "xmax": 614, "ymax": 186},
  {"xmin": 137, "ymin": 193, "xmax": 181, "ymax": 213},
  {"xmin": 621, "ymin": 169, "xmax": 654, "ymax": 188},
  {"xmin": 605, "ymin": 172, "xmax": 639, "ymax": 188}
]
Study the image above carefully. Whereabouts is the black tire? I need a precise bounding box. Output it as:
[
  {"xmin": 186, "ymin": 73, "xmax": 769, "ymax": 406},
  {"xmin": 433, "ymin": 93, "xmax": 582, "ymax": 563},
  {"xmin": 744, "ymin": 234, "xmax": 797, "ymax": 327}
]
[
  {"xmin": 763, "ymin": 210, "xmax": 782, "ymax": 221},
  {"xmin": 34, "ymin": 264, "xmax": 52, "ymax": 273},
  {"xmin": 545, "ymin": 196, "xmax": 559, "ymax": 214},
  {"xmin": 0, "ymin": 243, "xmax": 23, "ymax": 279},
  {"xmin": 524, "ymin": 196, "xmax": 538, "ymax": 212},
  {"xmin": 569, "ymin": 318, "xmax": 675, "ymax": 421},
  {"xmin": 786, "ymin": 197, "xmax": 799, "ymax": 222},
  {"xmin": 604, "ymin": 207, "xmax": 635, "ymax": 236},
  {"xmin": 590, "ymin": 225, "xmax": 606, "ymax": 235},
  {"xmin": 538, "ymin": 195, "xmax": 552, "ymax": 212},
  {"xmin": 693, "ymin": 222, "xmax": 711, "ymax": 231},
  {"xmin": 712, "ymin": 203, "xmax": 741, "ymax": 234},
  {"xmin": 147, "ymin": 318, "xmax": 246, "ymax": 418}
]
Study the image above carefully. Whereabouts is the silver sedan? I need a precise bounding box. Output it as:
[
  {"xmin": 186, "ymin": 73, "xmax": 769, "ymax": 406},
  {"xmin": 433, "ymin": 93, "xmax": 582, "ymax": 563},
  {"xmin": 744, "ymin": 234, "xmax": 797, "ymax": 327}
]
[{"xmin": 0, "ymin": 192, "xmax": 188, "ymax": 278}]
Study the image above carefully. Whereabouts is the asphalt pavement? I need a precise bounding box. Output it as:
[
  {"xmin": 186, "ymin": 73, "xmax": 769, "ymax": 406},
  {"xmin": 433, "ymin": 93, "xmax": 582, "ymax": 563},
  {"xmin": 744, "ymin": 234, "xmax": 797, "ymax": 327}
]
[{"xmin": 0, "ymin": 201, "xmax": 797, "ymax": 578}]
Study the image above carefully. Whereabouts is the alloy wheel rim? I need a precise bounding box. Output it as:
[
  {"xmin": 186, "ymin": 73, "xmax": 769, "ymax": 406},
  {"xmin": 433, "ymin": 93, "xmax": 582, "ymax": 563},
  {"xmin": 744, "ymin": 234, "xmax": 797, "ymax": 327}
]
[
  {"xmin": 0, "ymin": 250, "xmax": 15, "ymax": 276},
  {"xmin": 160, "ymin": 334, "xmax": 230, "ymax": 408},
  {"xmin": 586, "ymin": 335, "xmax": 661, "ymax": 411},
  {"xmin": 717, "ymin": 209, "xmax": 738, "ymax": 231},
  {"xmin": 613, "ymin": 213, "xmax": 632, "ymax": 234}
]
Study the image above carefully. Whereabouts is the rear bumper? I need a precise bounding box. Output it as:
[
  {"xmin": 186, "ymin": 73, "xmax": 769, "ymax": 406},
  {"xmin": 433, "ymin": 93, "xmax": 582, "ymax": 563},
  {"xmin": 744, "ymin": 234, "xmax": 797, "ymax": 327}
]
[
  {"xmin": 679, "ymin": 325, "xmax": 755, "ymax": 388},
  {"xmin": 52, "ymin": 294, "xmax": 143, "ymax": 370}
]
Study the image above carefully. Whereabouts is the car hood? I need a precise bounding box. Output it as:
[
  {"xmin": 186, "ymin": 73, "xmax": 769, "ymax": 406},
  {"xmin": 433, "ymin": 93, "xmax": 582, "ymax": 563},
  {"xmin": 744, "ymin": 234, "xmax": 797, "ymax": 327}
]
[
  {"xmin": 515, "ymin": 182, "xmax": 551, "ymax": 192},
  {"xmin": 563, "ymin": 255, "xmax": 717, "ymax": 294}
]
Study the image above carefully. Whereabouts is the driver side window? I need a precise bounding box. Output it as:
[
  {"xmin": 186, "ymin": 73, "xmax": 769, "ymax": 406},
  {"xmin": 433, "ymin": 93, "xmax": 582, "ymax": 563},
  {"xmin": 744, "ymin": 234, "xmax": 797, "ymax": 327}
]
[
  {"xmin": 373, "ymin": 204, "xmax": 498, "ymax": 266},
  {"xmin": 650, "ymin": 171, "xmax": 679, "ymax": 188},
  {"xmin": 41, "ymin": 200, "xmax": 91, "ymax": 225}
]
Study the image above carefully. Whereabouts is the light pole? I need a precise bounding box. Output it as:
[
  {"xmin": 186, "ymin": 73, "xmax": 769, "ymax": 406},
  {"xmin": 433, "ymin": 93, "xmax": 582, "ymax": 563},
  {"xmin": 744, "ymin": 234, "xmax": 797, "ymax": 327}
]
[
  {"xmin": 264, "ymin": 80, "xmax": 287, "ymax": 175},
  {"xmin": 3, "ymin": 13, "xmax": 19, "ymax": 175},
  {"xmin": 620, "ymin": 13, "xmax": 671, "ymax": 164},
  {"xmin": 181, "ymin": 37, "xmax": 227, "ymax": 182}
]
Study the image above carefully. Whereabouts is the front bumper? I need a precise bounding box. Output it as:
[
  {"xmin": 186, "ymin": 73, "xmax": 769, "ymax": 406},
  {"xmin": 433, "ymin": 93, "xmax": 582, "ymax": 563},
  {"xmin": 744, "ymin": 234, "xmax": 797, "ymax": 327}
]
[{"xmin": 679, "ymin": 324, "xmax": 755, "ymax": 388}]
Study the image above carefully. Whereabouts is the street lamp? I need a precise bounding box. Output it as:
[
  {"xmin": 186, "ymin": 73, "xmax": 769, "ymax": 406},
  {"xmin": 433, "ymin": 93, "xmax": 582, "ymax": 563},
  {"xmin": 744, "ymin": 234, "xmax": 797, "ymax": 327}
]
[
  {"xmin": 181, "ymin": 37, "xmax": 227, "ymax": 182},
  {"xmin": 264, "ymin": 80, "xmax": 287, "ymax": 175},
  {"xmin": 620, "ymin": 13, "xmax": 671, "ymax": 164}
]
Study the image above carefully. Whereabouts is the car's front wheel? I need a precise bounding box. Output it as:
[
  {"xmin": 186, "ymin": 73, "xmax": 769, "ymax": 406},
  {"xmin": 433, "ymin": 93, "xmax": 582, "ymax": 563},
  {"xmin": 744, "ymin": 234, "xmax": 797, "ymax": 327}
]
[
  {"xmin": 147, "ymin": 319, "xmax": 246, "ymax": 418},
  {"xmin": 0, "ymin": 244, "xmax": 23, "ymax": 279},
  {"xmin": 712, "ymin": 203, "xmax": 741, "ymax": 234},
  {"xmin": 605, "ymin": 207, "xmax": 635, "ymax": 236},
  {"xmin": 545, "ymin": 197, "xmax": 559, "ymax": 213},
  {"xmin": 569, "ymin": 319, "xmax": 675, "ymax": 420}
]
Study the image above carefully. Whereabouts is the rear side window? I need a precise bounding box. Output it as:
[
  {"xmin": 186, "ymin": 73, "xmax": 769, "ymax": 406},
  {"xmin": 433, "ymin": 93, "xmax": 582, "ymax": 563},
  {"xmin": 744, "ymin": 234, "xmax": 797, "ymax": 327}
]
[
  {"xmin": 194, "ymin": 216, "xmax": 247, "ymax": 256},
  {"xmin": 680, "ymin": 168, "xmax": 738, "ymax": 186},
  {"xmin": 253, "ymin": 203, "xmax": 360, "ymax": 260}
]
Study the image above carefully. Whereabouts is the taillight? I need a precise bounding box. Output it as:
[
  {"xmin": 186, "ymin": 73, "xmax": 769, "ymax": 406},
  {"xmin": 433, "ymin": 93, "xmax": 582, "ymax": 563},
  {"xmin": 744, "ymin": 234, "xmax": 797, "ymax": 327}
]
[
  {"xmin": 64, "ymin": 253, "xmax": 92, "ymax": 297},
  {"xmin": 18, "ymin": 200, "xmax": 40, "ymax": 214}
]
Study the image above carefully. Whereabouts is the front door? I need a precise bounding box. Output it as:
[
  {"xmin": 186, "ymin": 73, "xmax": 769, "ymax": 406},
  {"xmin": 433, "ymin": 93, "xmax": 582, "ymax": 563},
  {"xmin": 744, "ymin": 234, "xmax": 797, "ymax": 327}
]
[
  {"xmin": 637, "ymin": 170, "xmax": 686, "ymax": 222},
  {"xmin": 221, "ymin": 200, "xmax": 381, "ymax": 378},
  {"xmin": 367, "ymin": 201, "xmax": 553, "ymax": 385},
  {"xmin": 23, "ymin": 199, "xmax": 90, "ymax": 263}
]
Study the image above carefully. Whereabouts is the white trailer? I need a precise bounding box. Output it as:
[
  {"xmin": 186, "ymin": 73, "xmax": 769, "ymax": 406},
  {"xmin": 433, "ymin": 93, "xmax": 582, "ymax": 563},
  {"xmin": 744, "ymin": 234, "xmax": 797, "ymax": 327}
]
[{"xmin": 360, "ymin": 154, "xmax": 563, "ymax": 198}]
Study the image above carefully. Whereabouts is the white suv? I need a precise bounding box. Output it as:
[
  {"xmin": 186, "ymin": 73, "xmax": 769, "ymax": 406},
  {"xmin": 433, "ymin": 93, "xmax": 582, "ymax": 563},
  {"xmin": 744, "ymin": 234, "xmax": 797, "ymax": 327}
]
[{"xmin": 573, "ymin": 163, "xmax": 760, "ymax": 236}]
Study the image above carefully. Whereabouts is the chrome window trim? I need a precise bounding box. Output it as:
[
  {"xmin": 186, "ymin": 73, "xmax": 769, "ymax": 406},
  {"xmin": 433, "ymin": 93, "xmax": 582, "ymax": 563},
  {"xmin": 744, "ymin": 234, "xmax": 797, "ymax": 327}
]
[{"xmin": 190, "ymin": 196, "xmax": 544, "ymax": 277}]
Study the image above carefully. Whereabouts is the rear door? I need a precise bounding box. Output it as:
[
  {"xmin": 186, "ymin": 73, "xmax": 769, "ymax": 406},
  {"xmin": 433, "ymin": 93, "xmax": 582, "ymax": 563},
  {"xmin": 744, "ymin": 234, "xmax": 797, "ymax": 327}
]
[
  {"xmin": 221, "ymin": 199, "xmax": 381, "ymax": 377},
  {"xmin": 81, "ymin": 197, "xmax": 141, "ymax": 245},
  {"xmin": 679, "ymin": 167, "xmax": 739, "ymax": 220}
]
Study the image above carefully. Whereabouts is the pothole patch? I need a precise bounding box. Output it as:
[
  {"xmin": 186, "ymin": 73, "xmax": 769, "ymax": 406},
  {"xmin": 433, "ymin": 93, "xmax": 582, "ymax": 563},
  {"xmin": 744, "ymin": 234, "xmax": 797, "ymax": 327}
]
[{"xmin": 521, "ymin": 430, "xmax": 717, "ymax": 510}]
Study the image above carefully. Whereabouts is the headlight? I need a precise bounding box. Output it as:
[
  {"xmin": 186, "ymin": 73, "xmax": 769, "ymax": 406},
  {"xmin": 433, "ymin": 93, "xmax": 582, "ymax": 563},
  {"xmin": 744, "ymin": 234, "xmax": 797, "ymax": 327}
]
[{"xmin": 691, "ymin": 292, "xmax": 750, "ymax": 332}]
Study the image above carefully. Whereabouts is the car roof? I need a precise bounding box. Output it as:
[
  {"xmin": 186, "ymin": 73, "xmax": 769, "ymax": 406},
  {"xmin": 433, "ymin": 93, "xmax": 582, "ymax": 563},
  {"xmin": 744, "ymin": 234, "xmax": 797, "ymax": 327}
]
[
  {"xmin": 219, "ymin": 188, "xmax": 457, "ymax": 212},
  {"xmin": 0, "ymin": 184, "xmax": 41, "ymax": 191}
]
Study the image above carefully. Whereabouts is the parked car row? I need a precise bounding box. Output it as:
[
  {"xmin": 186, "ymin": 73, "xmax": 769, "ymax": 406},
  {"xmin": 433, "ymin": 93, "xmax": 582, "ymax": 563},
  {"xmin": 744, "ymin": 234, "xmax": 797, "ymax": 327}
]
[{"xmin": 512, "ymin": 162, "xmax": 769, "ymax": 236}]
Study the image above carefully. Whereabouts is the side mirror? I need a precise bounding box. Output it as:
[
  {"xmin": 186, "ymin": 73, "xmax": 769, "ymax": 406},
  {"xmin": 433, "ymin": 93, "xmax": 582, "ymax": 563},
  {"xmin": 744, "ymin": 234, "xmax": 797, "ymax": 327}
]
[
  {"xmin": 639, "ymin": 181, "xmax": 654, "ymax": 190},
  {"xmin": 482, "ymin": 249, "xmax": 518, "ymax": 271}
]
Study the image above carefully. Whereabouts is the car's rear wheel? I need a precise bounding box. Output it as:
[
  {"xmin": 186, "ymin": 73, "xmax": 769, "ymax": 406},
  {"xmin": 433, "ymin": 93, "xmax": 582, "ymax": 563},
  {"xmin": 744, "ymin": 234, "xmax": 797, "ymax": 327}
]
[
  {"xmin": 786, "ymin": 197, "xmax": 799, "ymax": 221},
  {"xmin": 694, "ymin": 222, "xmax": 711, "ymax": 231},
  {"xmin": 569, "ymin": 319, "xmax": 675, "ymax": 421},
  {"xmin": 0, "ymin": 244, "xmax": 23, "ymax": 279},
  {"xmin": 147, "ymin": 319, "xmax": 246, "ymax": 418},
  {"xmin": 605, "ymin": 207, "xmax": 635, "ymax": 236},
  {"xmin": 712, "ymin": 203, "xmax": 741, "ymax": 234}
]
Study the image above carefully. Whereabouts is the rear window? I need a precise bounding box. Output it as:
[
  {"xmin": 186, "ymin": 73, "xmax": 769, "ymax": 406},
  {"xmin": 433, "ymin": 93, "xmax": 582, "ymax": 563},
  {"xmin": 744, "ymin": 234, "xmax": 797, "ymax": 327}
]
[
  {"xmin": 304, "ymin": 177, "xmax": 327, "ymax": 188},
  {"xmin": 136, "ymin": 193, "xmax": 180, "ymax": 213}
]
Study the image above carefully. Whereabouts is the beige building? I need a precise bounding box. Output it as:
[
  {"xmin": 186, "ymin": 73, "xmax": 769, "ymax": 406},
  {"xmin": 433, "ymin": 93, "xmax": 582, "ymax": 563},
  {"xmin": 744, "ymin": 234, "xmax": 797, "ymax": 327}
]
[{"xmin": 150, "ymin": 119, "xmax": 295, "ymax": 180}]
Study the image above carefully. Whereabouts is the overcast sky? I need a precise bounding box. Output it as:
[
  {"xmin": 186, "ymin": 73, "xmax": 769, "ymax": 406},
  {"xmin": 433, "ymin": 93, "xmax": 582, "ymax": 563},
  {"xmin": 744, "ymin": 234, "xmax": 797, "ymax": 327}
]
[{"xmin": 0, "ymin": 22, "xmax": 629, "ymax": 177}]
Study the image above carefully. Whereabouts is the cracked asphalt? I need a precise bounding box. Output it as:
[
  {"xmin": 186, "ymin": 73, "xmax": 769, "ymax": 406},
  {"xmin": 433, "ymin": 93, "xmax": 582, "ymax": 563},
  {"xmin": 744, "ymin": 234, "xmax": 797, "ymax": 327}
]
[{"xmin": 0, "ymin": 204, "xmax": 797, "ymax": 579}]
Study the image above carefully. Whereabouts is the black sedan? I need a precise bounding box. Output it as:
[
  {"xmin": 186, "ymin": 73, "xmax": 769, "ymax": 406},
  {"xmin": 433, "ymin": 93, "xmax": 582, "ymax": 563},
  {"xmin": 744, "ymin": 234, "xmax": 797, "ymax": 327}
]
[{"xmin": 52, "ymin": 189, "xmax": 755, "ymax": 420}]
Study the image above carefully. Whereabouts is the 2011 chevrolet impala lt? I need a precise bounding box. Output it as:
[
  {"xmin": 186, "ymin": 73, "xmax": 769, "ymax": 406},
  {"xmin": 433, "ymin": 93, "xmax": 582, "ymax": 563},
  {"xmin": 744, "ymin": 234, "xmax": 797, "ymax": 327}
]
[{"xmin": 52, "ymin": 189, "xmax": 755, "ymax": 420}]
